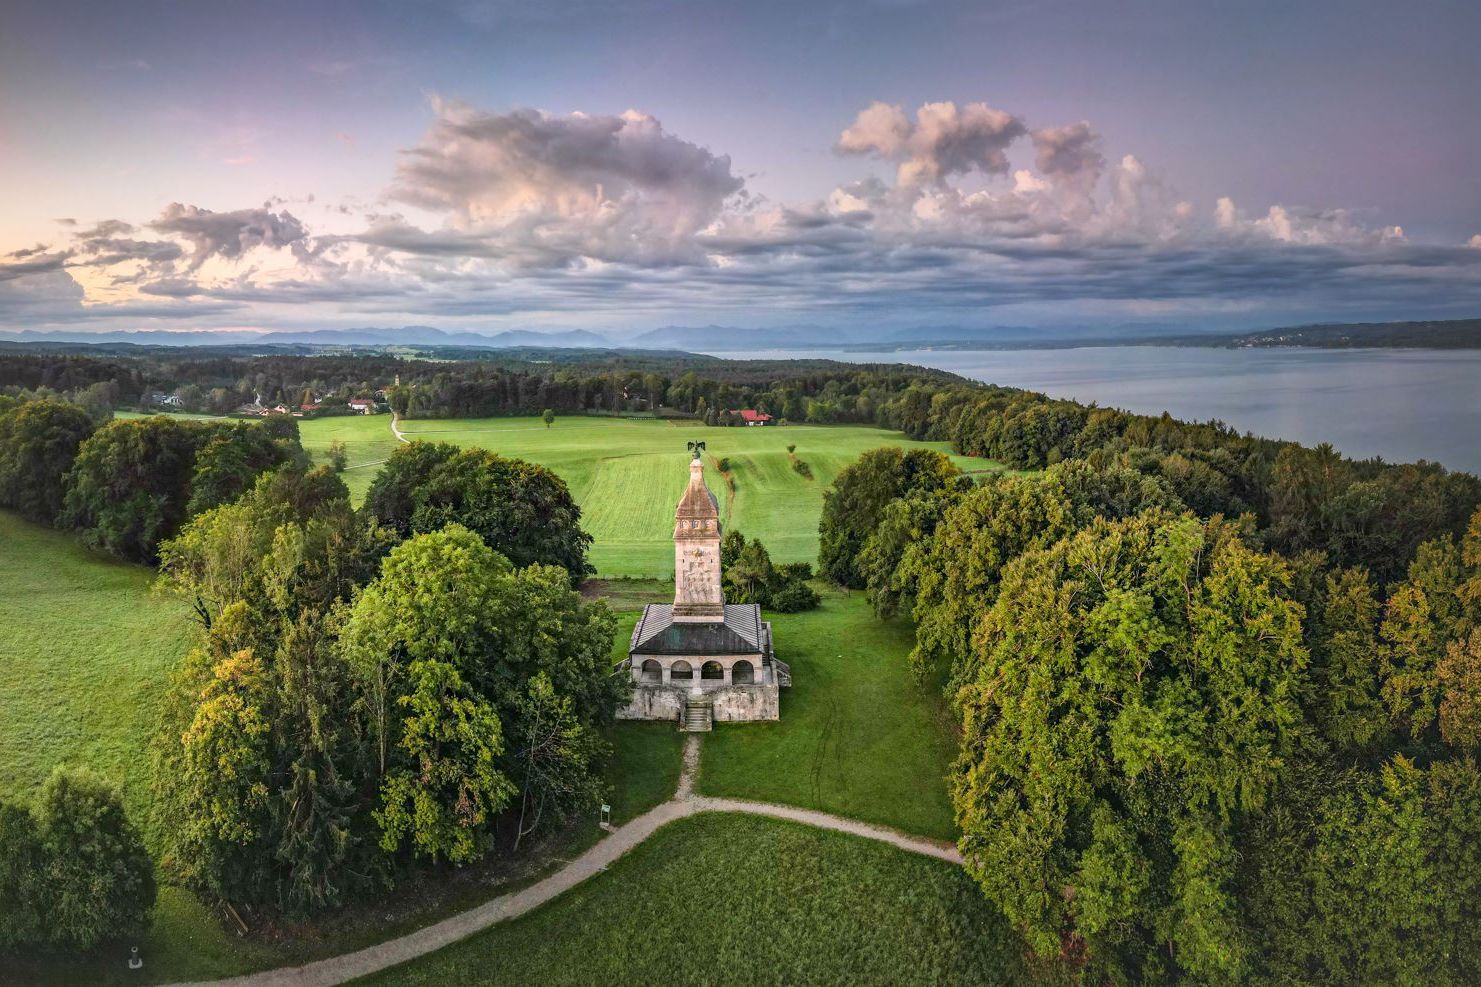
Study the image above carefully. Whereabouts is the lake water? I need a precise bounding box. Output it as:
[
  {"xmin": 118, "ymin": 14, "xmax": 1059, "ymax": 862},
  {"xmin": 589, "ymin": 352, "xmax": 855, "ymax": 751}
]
[{"xmin": 703, "ymin": 347, "xmax": 1481, "ymax": 475}]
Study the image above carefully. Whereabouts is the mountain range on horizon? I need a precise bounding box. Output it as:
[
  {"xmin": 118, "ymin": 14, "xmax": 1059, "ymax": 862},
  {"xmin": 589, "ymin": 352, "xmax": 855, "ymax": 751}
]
[
  {"xmin": 0, "ymin": 321, "xmax": 1214, "ymax": 350},
  {"xmin": 3, "ymin": 318, "xmax": 1481, "ymax": 352}
]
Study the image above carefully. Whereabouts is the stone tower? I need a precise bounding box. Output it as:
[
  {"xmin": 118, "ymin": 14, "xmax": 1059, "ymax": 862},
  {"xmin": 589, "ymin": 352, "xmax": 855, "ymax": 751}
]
[{"xmin": 672, "ymin": 449, "xmax": 724, "ymax": 622}]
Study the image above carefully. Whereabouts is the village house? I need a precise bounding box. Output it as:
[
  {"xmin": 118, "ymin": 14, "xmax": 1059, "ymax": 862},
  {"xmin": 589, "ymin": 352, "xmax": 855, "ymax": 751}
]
[{"xmin": 734, "ymin": 408, "xmax": 773, "ymax": 426}]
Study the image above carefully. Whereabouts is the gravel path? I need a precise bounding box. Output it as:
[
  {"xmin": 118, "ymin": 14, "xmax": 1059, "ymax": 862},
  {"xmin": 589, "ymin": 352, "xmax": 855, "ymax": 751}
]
[{"xmin": 167, "ymin": 732, "xmax": 959, "ymax": 987}]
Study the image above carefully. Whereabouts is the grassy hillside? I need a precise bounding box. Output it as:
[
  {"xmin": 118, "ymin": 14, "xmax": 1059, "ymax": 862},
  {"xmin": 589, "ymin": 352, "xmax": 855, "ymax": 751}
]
[
  {"xmin": 364, "ymin": 814, "xmax": 1024, "ymax": 987},
  {"xmin": 302, "ymin": 414, "xmax": 1003, "ymax": 575},
  {"xmin": 0, "ymin": 510, "xmax": 194, "ymax": 821}
]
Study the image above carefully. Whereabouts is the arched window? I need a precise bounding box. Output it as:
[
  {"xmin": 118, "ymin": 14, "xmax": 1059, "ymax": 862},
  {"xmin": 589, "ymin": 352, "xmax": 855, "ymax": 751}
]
[
  {"xmin": 701, "ymin": 660, "xmax": 724, "ymax": 680},
  {"xmin": 732, "ymin": 659, "xmax": 755, "ymax": 684},
  {"xmin": 640, "ymin": 659, "xmax": 662, "ymax": 683},
  {"xmin": 671, "ymin": 660, "xmax": 693, "ymax": 681}
]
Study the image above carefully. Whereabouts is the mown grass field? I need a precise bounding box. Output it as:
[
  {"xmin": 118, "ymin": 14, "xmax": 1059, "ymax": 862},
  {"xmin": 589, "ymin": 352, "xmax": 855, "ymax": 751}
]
[
  {"xmin": 300, "ymin": 413, "xmax": 1003, "ymax": 575},
  {"xmin": 363, "ymin": 813, "xmax": 1025, "ymax": 987}
]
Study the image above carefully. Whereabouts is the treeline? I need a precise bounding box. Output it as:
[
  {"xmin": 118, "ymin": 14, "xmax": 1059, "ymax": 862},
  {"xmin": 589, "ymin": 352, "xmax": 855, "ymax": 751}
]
[
  {"xmin": 872, "ymin": 382, "xmax": 1481, "ymax": 584},
  {"xmin": 0, "ymin": 347, "xmax": 963, "ymax": 424},
  {"xmin": 0, "ymin": 396, "xmax": 301, "ymax": 560},
  {"xmin": 819, "ymin": 404, "xmax": 1481, "ymax": 980}
]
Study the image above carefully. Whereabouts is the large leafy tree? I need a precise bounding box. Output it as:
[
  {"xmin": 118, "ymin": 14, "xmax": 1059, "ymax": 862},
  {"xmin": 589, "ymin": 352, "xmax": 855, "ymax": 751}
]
[
  {"xmin": 952, "ymin": 510, "xmax": 1309, "ymax": 981},
  {"xmin": 174, "ymin": 647, "xmax": 277, "ymax": 904},
  {"xmin": 61, "ymin": 416, "xmax": 201, "ymax": 560},
  {"xmin": 153, "ymin": 603, "xmax": 376, "ymax": 917},
  {"xmin": 360, "ymin": 441, "xmax": 460, "ymax": 538},
  {"xmin": 339, "ymin": 525, "xmax": 621, "ymax": 859},
  {"xmin": 0, "ymin": 398, "xmax": 96, "ymax": 524},
  {"xmin": 185, "ymin": 420, "xmax": 297, "ymax": 517},
  {"xmin": 510, "ymin": 673, "xmax": 604, "ymax": 851},
  {"xmin": 362, "ymin": 442, "xmax": 592, "ymax": 578},
  {"xmin": 410, "ymin": 448, "xmax": 591, "ymax": 578},
  {"xmin": 159, "ymin": 464, "xmax": 384, "ymax": 631},
  {"xmin": 375, "ymin": 659, "xmax": 514, "ymax": 863},
  {"xmin": 856, "ymin": 486, "xmax": 962, "ymax": 619},
  {"xmin": 906, "ymin": 461, "xmax": 1180, "ymax": 685},
  {"xmin": 61, "ymin": 416, "xmax": 294, "ymax": 562},
  {"xmin": 1309, "ymin": 566, "xmax": 1389, "ymax": 750},
  {"xmin": 818, "ymin": 446, "xmax": 961, "ymax": 588}
]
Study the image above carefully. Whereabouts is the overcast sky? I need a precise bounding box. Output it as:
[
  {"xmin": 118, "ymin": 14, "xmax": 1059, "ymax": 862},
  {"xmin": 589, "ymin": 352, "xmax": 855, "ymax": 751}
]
[{"xmin": 2, "ymin": 0, "xmax": 1479, "ymax": 337}]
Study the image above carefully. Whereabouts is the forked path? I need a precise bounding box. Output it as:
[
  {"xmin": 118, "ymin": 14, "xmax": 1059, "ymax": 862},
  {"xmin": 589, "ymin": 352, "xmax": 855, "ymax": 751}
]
[{"xmin": 170, "ymin": 734, "xmax": 961, "ymax": 987}]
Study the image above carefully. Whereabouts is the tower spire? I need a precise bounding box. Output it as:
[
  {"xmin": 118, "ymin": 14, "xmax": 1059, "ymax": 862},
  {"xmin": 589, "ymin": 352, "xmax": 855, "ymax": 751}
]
[{"xmin": 672, "ymin": 445, "xmax": 725, "ymax": 621}]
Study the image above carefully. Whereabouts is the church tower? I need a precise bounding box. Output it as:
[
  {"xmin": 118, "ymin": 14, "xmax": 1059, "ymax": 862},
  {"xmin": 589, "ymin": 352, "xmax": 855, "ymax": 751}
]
[{"xmin": 672, "ymin": 445, "xmax": 725, "ymax": 621}]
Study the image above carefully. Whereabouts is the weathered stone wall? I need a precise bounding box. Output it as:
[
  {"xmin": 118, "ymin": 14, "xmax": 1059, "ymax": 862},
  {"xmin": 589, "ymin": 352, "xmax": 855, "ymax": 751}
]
[
  {"xmin": 711, "ymin": 684, "xmax": 779, "ymax": 721},
  {"xmin": 616, "ymin": 683, "xmax": 780, "ymax": 722},
  {"xmin": 617, "ymin": 685, "xmax": 686, "ymax": 722}
]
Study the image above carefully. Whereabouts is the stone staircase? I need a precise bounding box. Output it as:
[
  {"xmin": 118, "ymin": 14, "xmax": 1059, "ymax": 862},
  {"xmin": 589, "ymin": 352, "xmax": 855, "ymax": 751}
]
[
  {"xmin": 681, "ymin": 697, "xmax": 713, "ymax": 732},
  {"xmin": 765, "ymin": 654, "xmax": 792, "ymax": 688}
]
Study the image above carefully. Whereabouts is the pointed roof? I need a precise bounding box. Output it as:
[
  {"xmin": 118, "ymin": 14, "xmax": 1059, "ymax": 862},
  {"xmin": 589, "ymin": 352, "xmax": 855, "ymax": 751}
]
[{"xmin": 676, "ymin": 459, "xmax": 719, "ymax": 520}]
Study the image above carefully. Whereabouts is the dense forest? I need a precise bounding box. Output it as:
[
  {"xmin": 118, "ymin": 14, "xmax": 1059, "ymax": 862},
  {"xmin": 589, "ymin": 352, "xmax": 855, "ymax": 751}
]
[{"xmin": 820, "ymin": 379, "xmax": 1481, "ymax": 982}]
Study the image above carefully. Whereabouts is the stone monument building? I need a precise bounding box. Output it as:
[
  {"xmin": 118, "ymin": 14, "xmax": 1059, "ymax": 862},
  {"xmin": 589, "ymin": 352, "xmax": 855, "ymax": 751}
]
[{"xmin": 617, "ymin": 444, "xmax": 789, "ymax": 730}]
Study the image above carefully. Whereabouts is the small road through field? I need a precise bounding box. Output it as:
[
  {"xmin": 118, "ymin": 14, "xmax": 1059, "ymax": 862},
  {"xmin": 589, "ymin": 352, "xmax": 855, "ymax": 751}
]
[{"xmin": 167, "ymin": 733, "xmax": 961, "ymax": 987}]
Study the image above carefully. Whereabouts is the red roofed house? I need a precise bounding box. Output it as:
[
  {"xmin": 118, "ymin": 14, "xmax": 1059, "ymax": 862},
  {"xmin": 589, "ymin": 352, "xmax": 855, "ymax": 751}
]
[
  {"xmin": 736, "ymin": 409, "xmax": 773, "ymax": 426},
  {"xmin": 348, "ymin": 398, "xmax": 375, "ymax": 414}
]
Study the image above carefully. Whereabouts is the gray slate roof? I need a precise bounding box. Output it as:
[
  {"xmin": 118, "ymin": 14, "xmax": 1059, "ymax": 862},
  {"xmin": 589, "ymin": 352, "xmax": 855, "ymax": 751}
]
[{"xmin": 629, "ymin": 603, "xmax": 767, "ymax": 656}]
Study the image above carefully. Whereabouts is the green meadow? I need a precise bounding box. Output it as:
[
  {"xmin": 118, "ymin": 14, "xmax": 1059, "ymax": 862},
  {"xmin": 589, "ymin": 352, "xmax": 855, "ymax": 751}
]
[
  {"xmin": 302, "ymin": 413, "xmax": 1003, "ymax": 575},
  {"xmin": 364, "ymin": 813, "xmax": 1024, "ymax": 987},
  {"xmin": 0, "ymin": 511, "xmax": 194, "ymax": 818}
]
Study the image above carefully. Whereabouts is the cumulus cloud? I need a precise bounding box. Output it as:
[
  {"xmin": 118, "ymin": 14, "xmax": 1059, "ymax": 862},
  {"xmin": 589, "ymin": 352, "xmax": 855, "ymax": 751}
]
[
  {"xmin": 389, "ymin": 101, "xmax": 743, "ymax": 264},
  {"xmin": 150, "ymin": 203, "xmax": 309, "ymax": 269},
  {"xmin": 3, "ymin": 95, "xmax": 1479, "ymax": 333},
  {"xmin": 1214, "ymin": 196, "xmax": 1404, "ymax": 246},
  {"xmin": 1030, "ymin": 121, "xmax": 1104, "ymax": 194},
  {"xmin": 836, "ymin": 100, "xmax": 1027, "ymax": 186}
]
